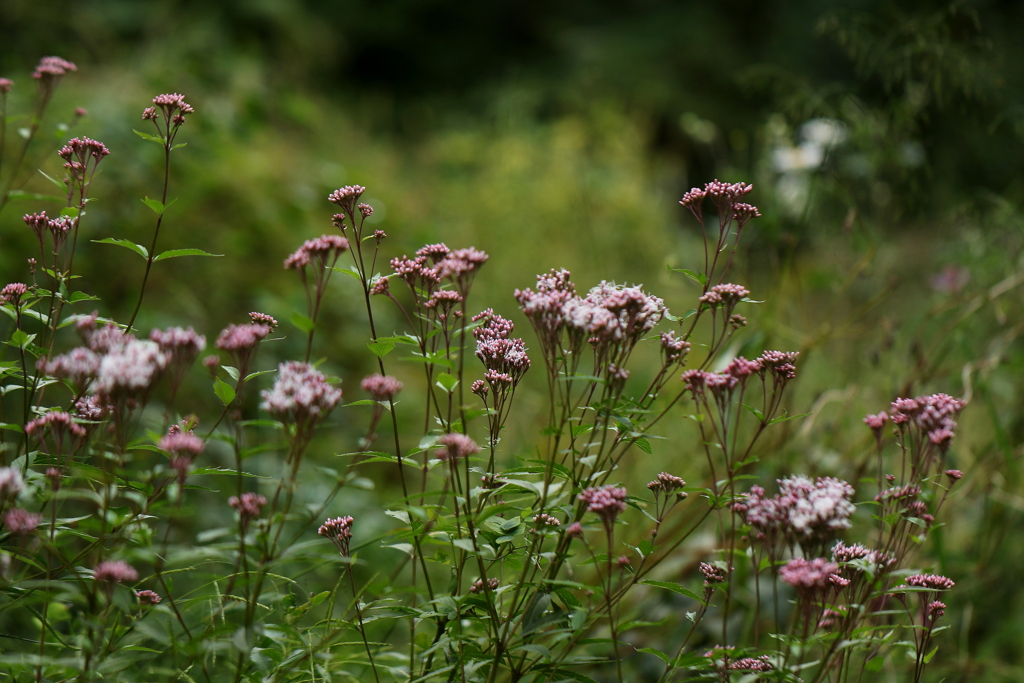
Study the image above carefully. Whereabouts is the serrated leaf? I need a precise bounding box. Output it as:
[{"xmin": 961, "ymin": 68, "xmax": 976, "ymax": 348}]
[
  {"xmin": 634, "ymin": 437, "xmax": 652, "ymax": 454},
  {"xmin": 153, "ymin": 247, "xmax": 221, "ymax": 262},
  {"xmin": 368, "ymin": 339, "xmax": 395, "ymax": 358},
  {"xmin": 92, "ymin": 238, "xmax": 148, "ymax": 259}
]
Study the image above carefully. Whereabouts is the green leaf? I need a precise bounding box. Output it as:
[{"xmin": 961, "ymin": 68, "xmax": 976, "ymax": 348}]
[
  {"xmin": 634, "ymin": 437, "xmax": 652, "ymax": 454},
  {"xmin": 670, "ymin": 267, "xmax": 707, "ymax": 286},
  {"xmin": 639, "ymin": 580, "xmax": 705, "ymax": 604},
  {"xmin": 436, "ymin": 372, "xmax": 458, "ymax": 393},
  {"xmin": 767, "ymin": 411, "xmax": 812, "ymax": 426},
  {"xmin": 636, "ymin": 647, "xmax": 670, "ymax": 664},
  {"xmin": 213, "ymin": 377, "xmax": 236, "ymax": 406},
  {"xmin": 92, "ymin": 238, "xmax": 148, "ymax": 260},
  {"xmin": 291, "ymin": 311, "xmax": 315, "ymax": 334},
  {"xmin": 133, "ymin": 129, "xmax": 165, "ymax": 143},
  {"xmin": 38, "ymin": 170, "xmax": 67, "ymax": 191},
  {"xmin": 141, "ymin": 196, "xmax": 174, "ymax": 214},
  {"xmin": 368, "ymin": 339, "xmax": 395, "ymax": 358},
  {"xmin": 60, "ymin": 206, "xmax": 80, "ymax": 217},
  {"xmin": 153, "ymin": 248, "xmax": 221, "ymax": 262},
  {"xmin": 6, "ymin": 190, "xmax": 65, "ymax": 203}
]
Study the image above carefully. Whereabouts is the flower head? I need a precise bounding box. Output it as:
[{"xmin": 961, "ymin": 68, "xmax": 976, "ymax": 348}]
[
  {"xmin": 318, "ymin": 515, "xmax": 354, "ymax": 555},
  {"xmin": 260, "ymin": 361, "xmax": 342, "ymax": 425},
  {"xmin": 229, "ymin": 492, "xmax": 267, "ymax": 522},
  {"xmin": 94, "ymin": 560, "xmax": 139, "ymax": 585},
  {"xmin": 361, "ymin": 374, "xmax": 403, "ymax": 401},
  {"xmin": 3, "ymin": 509, "xmax": 41, "ymax": 536},
  {"xmin": 578, "ymin": 485, "xmax": 628, "ymax": 529},
  {"xmin": 136, "ymin": 590, "xmax": 162, "ymax": 605},
  {"xmin": 436, "ymin": 433, "xmax": 481, "ymax": 462}
]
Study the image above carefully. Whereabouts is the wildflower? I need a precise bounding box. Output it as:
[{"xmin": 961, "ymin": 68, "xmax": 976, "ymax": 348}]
[
  {"xmin": 436, "ymin": 433, "xmax": 480, "ymax": 462},
  {"xmin": 1, "ymin": 283, "xmax": 28, "ymax": 306},
  {"xmin": 533, "ymin": 513, "xmax": 561, "ymax": 527},
  {"xmin": 780, "ymin": 558, "xmax": 839, "ymax": 594},
  {"xmin": 0, "ymin": 78, "xmax": 12, "ymax": 94},
  {"xmin": 32, "ymin": 56, "xmax": 77, "ymax": 83},
  {"xmin": 318, "ymin": 515, "xmax": 354, "ymax": 556},
  {"xmin": 3, "ymin": 509, "xmax": 41, "ymax": 536},
  {"xmin": 95, "ymin": 339, "xmax": 171, "ymax": 401},
  {"xmin": 373, "ymin": 229, "xmax": 386, "ymax": 244},
  {"xmin": 358, "ymin": 203, "xmax": 373, "ymax": 218},
  {"xmin": 370, "ymin": 276, "xmax": 390, "ymax": 295},
  {"xmin": 159, "ymin": 430, "xmax": 204, "ymax": 458},
  {"xmin": 646, "ymin": 472, "xmax": 685, "ymax": 493},
  {"xmin": 818, "ymin": 608, "xmax": 842, "ymax": 629},
  {"xmin": 147, "ymin": 93, "xmax": 195, "ymax": 124},
  {"xmin": 74, "ymin": 107, "xmax": 88, "ymax": 118},
  {"xmin": 150, "ymin": 326, "xmax": 206, "ymax": 361},
  {"xmin": 731, "ymin": 202, "xmax": 761, "ymax": 227},
  {"xmin": 945, "ymin": 469, "xmax": 963, "ymax": 483},
  {"xmin": 249, "ymin": 312, "xmax": 278, "ymax": 330},
  {"xmin": 725, "ymin": 356, "xmax": 761, "ymax": 381},
  {"xmin": 136, "ymin": 590, "xmax": 162, "ymax": 605},
  {"xmin": 25, "ymin": 410, "xmax": 87, "ymax": 441},
  {"xmin": 260, "ymin": 361, "xmax": 342, "ymax": 425},
  {"xmin": 37, "ymin": 347, "xmax": 101, "ymax": 393},
  {"xmin": 578, "ymin": 485, "xmax": 628, "ymax": 531},
  {"xmin": 863, "ymin": 411, "xmax": 889, "ymax": 431},
  {"xmin": 328, "ymin": 185, "xmax": 366, "ymax": 212},
  {"xmin": 905, "ymin": 574, "xmax": 955, "ymax": 591},
  {"xmin": 94, "ymin": 560, "xmax": 139, "ymax": 584},
  {"xmin": 229, "ymin": 492, "xmax": 267, "ymax": 522},
  {"xmin": 616, "ymin": 555, "xmax": 632, "ymax": 569},
  {"xmin": 361, "ymin": 374, "xmax": 403, "ymax": 401},
  {"xmin": 565, "ymin": 522, "xmax": 583, "ymax": 538},
  {"xmin": 1, "ymin": 466, "xmax": 26, "ymax": 498},
  {"xmin": 928, "ymin": 600, "xmax": 946, "ymax": 619},
  {"xmin": 728, "ymin": 657, "xmax": 772, "ymax": 672},
  {"xmin": 469, "ymin": 577, "xmax": 499, "ymax": 593},
  {"xmin": 757, "ymin": 350, "xmax": 799, "ymax": 382},
  {"xmin": 700, "ymin": 562, "xmax": 727, "ymax": 586},
  {"xmin": 216, "ymin": 322, "xmax": 270, "ymax": 373},
  {"xmin": 660, "ymin": 331, "xmax": 690, "ymax": 365},
  {"xmin": 283, "ymin": 234, "xmax": 349, "ymax": 270},
  {"xmin": 471, "ymin": 379, "xmax": 488, "ymax": 396},
  {"xmin": 46, "ymin": 467, "xmax": 62, "ymax": 491}
]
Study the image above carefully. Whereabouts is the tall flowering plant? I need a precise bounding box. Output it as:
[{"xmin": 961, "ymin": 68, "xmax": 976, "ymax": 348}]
[{"xmin": 0, "ymin": 58, "xmax": 966, "ymax": 683}]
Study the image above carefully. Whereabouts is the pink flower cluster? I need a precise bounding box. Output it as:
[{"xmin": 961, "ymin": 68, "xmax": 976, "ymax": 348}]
[
  {"xmin": 361, "ymin": 374, "xmax": 403, "ymax": 401},
  {"xmin": 578, "ymin": 485, "xmax": 628, "ymax": 528},
  {"xmin": 229, "ymin": 492, "xmax": 267, "ymax": 521},
  {"xmin": 142, "ymin": 93, "xmax": 194, "ymax": 126},
  {"xmin": 735, "ymin": 475, "xmax": 856, "ymax": 548},
  {"xmin": 260, "ymin": 362, "xmax": 342, "ymax": 424},
  {"xmin": 436, "ymin": 433, "xmax": 481, "ymax": 462},
  {"xmin": 646, "ymin": 472, "xmax": 685, "ymax": 493},
  {"xmin": 94, "ymin": 560, "xmax": 139, "ymax": 584},
  {"xmin": 905, "ymin": 574, "xmax": 955, "ymax": 590},
  {"xmin": 318, "ymin": 515, "xmax": 354, "ymax": 555},
  {"xmin": 283, "ymin": 234, "xmax": 349, "ymax": 269},
  {"xmin": 889, "ymin": 393, "xmax": 966, "ymax": 449},
  {"xmin": 391, "ymin": 243, "xmax": 489, "ymax": 298},
  {"xmin": 32, "ymin": 56, "xmax": 77, "ymax": 82},
  {"xmin": 779, "ymin": 557, "xmax": 840, "ymax": 593},
  {"xmin": 469, "ymin": 577, "xmax": 500, "ymax": 593},
  {"xmin": 3, "ymin": 508, "xmax": 42, "ymax": 536},
  {"xmin": 25, "ymin": 410, "xmax": 86, "ymax": 441},
  {"xmin": 473, "ymin": 309, "xmax": 531, "ymax": 389}
]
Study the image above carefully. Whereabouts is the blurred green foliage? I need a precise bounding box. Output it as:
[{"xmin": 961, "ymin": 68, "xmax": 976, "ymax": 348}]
[{"xmin": 2, "ymin": 0, "xmax": 1024, "ymax": 679}]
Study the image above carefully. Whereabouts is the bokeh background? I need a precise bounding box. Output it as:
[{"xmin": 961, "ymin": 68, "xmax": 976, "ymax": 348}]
[{"xmin": 2, "ymin": 1, "xmax": 1024, "ymax": 679}]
